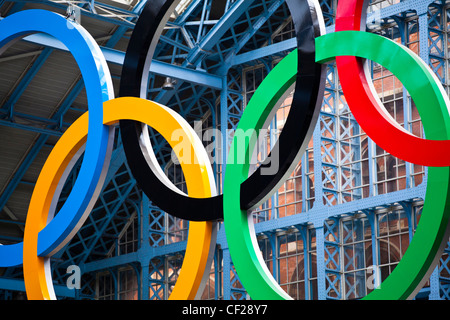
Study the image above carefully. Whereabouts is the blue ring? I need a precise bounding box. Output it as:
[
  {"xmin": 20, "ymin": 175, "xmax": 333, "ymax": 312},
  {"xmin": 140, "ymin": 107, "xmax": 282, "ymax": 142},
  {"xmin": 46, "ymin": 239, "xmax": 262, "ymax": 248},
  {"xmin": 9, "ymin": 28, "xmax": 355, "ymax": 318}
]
[{"xmin": 0, "ymin": 9, "xmax": 114, "ymax": 266}]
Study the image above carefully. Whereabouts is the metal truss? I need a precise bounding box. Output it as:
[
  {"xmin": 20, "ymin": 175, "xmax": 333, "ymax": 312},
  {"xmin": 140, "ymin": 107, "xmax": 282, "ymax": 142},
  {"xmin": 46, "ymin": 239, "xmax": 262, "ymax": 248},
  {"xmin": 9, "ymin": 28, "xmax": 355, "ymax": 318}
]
[{"xmin": 1, "ymin": 0, "xmax": 450, "ymax": 301}]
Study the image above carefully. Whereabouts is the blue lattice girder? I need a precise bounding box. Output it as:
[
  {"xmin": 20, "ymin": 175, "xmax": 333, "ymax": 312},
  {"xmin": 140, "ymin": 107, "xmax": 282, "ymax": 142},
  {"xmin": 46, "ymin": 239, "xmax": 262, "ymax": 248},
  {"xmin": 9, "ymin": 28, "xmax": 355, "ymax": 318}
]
[{"xmin": 2, "ymin": 0, "xmax": 448, "ymax": 301}]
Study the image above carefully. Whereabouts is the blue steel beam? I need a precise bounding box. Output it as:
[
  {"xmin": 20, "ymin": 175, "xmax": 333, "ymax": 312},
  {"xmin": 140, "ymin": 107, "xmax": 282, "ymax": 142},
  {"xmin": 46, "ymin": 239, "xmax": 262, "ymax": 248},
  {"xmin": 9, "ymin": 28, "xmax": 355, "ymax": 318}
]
[
  {"xmin": 0, "ymin": 2, "xmax": 221, "ymax": 90},
  {"xmin": 89, "ymin": 0, "xmax": 138, "ymax": 17},
  {"xmin": 0, "ymin": 0, "xmax": 148, "ymax": 218},
  {"xmin": 79, "ymin": 181, "xmax": 136, "ymax": 263},
  {"xmin": 226, "ymin": 0, "xmax": 285, "ymax": 58},
  {"xmin": 0, "ymin": 119, "xmax": 64, "ymax": 136},
  {"xmin": 0, "ymin": 79, "xmax": 84, "ymax": 214},
  {"xmin": 18, "ymin": 32, "xmax": 222, "ymax": 90},
  {"xmin": 154, "ymin": 0, "xmax": 258, "ymax": 105},
  {"xmin": 230, "ymin": 22, "xmax": 335, "ymax": 66},
  {"xmin": 193, "ymin": 0, "xmax": 291, "ymax": 73},
  {"xmin": 0, "ymin": 0, "xmax": 221, "ymax": 89},
  {"xmin": 231, "ymin": 37, "xmax": 295, "ymax": 66},
  {"xmin": 214, "ymin": 0, "xmax": 287, "ymax": 76},
  {"xmin": 104, "ymin": 0, "xmax": 148, "ymax": 48},
  {"xmin": 9, "ymin": 0, "xmax": 136, "ymax": 28},
  {"xmin": 184, "ymin": 0, "xmax": 256, "ymax": 67},
  {"xmin": 80, "ymin": 239, "xmax": 188, "ymax": 273},
  {"xmin": 152, "ymin": 0, "xmax": 203, "ymax": 60},
  {"xmin": 0, "ymin": 134, "xmax": 47, "ymax": 214},
  {"xmin": 0, "ymin": 109, "xmax": 72, "ymax": 129},
  {"xmin": 51, "ymin": 161, "xmax": 140, "ymax": 273},
  {"xmin": 143, "ymin": 82, "xmax": 214, "ymax": 168},
  {"xmin": 0, "ymin": 278, "xmax": 75, "ymax": 298},
  {"xmin": 152, "ymin": 0, "xmax": 290, "ymax": 126}
]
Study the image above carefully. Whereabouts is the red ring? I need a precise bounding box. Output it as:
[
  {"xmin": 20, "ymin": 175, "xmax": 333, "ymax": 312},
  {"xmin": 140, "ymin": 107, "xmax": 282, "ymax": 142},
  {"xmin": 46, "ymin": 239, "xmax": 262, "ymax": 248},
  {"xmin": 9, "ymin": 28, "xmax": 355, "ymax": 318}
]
[{"xmin": 335, "ymin": 0, "xmax": 450, "ymax": 167}]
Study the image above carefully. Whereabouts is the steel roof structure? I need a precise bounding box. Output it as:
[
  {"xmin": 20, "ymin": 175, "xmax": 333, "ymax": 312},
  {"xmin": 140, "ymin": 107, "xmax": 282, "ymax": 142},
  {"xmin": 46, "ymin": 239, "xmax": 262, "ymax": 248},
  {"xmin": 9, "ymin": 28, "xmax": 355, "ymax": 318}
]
[{"xmin": 0, "ymin": 0, "xmax": 449, "ymax": 300}]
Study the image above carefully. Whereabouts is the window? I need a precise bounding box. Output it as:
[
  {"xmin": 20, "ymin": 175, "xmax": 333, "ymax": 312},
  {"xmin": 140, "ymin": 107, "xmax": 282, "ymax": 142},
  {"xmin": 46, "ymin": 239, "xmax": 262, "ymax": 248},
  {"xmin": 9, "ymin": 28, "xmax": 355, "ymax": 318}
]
[
  {"xmin": 376, "ymin": 210, "xmax": 410, "ymax": 282},
  {"xmin": 97, "ymin": 271, "xmax": 114, "ymax": 300},
  {"xmin": 278, "ymin": 232, "xmax": 306, "ymax": 299},
  {"xmin": 119, "ymin": 268, "xmax": 138, "ymax": 300}
]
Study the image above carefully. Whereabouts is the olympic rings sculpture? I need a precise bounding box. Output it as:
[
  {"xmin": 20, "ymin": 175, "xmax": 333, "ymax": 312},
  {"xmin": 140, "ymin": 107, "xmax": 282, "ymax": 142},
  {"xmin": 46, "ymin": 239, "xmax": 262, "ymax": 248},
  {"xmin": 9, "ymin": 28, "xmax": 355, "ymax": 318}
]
[{"xmin": 0, "ymin": 0, "xmax": 448, "ymax": 301}]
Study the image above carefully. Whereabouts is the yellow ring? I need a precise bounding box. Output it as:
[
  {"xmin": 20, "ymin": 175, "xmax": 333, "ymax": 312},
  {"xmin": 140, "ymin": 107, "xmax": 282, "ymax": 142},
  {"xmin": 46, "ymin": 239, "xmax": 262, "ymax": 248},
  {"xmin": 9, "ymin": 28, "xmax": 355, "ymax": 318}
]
[{"xmin": 23, "ymin": 97, "xmax": 216, "ymax": 300}]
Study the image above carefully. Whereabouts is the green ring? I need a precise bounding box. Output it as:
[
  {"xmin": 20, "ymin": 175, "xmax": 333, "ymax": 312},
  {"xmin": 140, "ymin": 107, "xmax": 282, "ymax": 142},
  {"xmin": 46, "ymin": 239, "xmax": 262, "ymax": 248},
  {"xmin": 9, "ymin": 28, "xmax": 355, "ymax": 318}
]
[{"xmin": 223, "ymin": 31, "xmax": 450, "ymax": 300}]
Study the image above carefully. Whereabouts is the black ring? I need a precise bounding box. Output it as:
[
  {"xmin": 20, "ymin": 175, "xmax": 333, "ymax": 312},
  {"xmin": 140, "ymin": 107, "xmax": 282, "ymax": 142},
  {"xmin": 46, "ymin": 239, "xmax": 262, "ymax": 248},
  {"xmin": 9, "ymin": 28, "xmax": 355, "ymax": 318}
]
[{"xmin": 119, "ymin": 0, "xmax": 326, "ymax": 221}]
